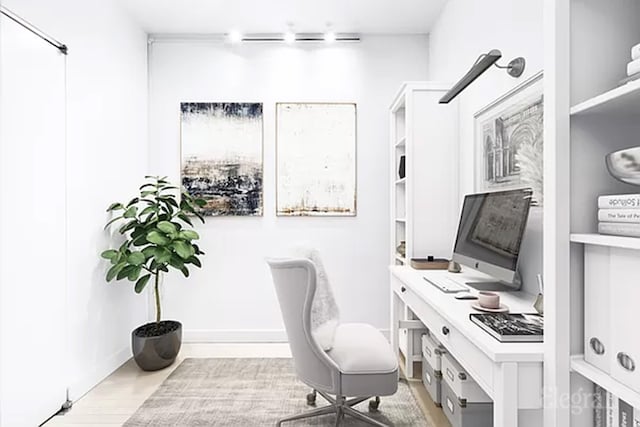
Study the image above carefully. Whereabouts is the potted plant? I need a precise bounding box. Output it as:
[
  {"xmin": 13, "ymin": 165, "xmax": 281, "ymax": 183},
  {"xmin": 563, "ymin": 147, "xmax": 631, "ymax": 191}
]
[{"xmin": 100, "ymin": 176, "xmax": 206, "ymax": 371}]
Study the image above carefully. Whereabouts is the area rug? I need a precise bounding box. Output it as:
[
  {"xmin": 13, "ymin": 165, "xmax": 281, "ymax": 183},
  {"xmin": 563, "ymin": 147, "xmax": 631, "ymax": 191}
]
[{"xmin": 124, "ymin": 358, "xmax": 429, "ymax": 426}]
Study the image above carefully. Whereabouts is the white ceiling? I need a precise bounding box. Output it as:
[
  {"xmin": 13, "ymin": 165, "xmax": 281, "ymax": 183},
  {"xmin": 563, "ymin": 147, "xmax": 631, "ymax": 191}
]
[{"xmin": 121, "ymin": 0, "xmax": 448, "ymax": 35}]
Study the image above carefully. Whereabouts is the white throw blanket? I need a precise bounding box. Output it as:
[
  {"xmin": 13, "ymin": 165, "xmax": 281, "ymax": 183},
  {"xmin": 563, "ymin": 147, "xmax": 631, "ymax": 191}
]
[{"xmin": 291, "ymin": 247, "xmax": 340, "ymax": 351}]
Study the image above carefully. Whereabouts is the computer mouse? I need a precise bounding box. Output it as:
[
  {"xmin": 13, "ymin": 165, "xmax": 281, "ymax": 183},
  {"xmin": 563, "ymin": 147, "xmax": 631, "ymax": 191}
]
[{"xmin": 454, "ymin": 293, "xmax": 478, "ymax": 300}]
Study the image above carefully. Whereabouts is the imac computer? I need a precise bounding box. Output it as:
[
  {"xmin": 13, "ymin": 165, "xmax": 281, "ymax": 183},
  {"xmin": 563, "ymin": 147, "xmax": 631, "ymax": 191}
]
[{"xmin": 451, "ymin": 188, "xmax": 533, "ymax": 291}]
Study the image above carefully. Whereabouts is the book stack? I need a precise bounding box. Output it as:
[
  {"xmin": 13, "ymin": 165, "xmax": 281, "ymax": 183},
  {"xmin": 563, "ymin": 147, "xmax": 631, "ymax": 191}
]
[
  {"xmin": 623, "ymin": 42, "xmax": 640, "ymax": 85},
  {"xmin": 598, "ymin": 194, "xmax": 640, "ymax": 237},
  {"xmin": 594, "ymin": 386, "xmax": 640, "ymax": 427}
]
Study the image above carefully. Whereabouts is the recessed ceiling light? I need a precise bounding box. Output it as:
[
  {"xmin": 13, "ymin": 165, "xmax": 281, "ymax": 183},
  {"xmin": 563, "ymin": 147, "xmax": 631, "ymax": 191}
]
[
  {"xmin": 284, "ymin": 32, "xmax": 296, "ymax": 44},
  {"xmin": 228, "ymin": 31, "xmax": 242, "ymax": 43},
  {"xmin": 324, "ymin": 32, "xmax": 336, "ymax": 43}
]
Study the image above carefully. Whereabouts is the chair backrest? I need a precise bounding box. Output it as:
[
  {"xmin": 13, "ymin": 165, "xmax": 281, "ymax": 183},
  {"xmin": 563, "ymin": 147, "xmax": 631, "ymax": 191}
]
[{"xmin": 266, "ymin": 258, "xmax": 339, "ymax": 394}]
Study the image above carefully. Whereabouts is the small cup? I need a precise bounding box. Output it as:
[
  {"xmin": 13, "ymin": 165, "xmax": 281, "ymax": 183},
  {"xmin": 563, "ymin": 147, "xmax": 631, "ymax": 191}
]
[{"xmin": 478, "ymin": 291, "xmax": 500, "ymax": 309}]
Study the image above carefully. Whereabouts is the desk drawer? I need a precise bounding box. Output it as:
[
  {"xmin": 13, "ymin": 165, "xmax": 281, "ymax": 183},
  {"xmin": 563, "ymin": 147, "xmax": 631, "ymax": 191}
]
[{"xmin": 394, "ymin": 279, "xmax": 494, "ymax": 396}]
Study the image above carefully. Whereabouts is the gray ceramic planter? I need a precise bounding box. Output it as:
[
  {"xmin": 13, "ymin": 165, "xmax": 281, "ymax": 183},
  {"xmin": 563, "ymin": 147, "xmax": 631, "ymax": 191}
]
[{"xmin": 132, "ymin": 320, "xmax": 182, "ymax": 371}]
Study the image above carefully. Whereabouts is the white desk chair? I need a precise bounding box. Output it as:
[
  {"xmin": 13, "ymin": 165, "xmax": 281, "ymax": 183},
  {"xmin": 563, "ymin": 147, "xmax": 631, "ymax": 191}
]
[{"xmin": 267, "ymin": 258, "xmax": 398, "ymax": 426}]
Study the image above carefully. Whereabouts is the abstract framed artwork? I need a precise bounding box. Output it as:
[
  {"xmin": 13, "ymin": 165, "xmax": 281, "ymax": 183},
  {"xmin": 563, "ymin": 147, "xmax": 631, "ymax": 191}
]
[
  {"xmin": 474, "ymin": 71, "xmax": 544, "ymax": 206},
  {"xmin": 181, "ymin": 102, "xmax": 263, "ymax": 216},
  {"xmin": 276, "ymin": 103, "xmax": 357, "ymax": 216}
]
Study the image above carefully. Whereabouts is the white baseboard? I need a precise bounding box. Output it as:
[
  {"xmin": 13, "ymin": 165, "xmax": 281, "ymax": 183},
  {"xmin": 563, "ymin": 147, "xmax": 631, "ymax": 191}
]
[
  {"xmin": 68, "ymin": 346, "xmax": 131, "ymax": 402},
  {"xmin": 184, "ymin": 328, "xmax": 391, "ymax": 343},
  {"xmin": 184, "ymin": 329, "xmax": 288, "ymax": 343}
]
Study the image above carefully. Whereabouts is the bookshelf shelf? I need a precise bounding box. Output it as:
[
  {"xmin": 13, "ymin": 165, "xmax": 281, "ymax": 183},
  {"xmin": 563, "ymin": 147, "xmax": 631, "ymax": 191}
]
[
  {"xmin": 570, "ymin": 233, "xmax": 640, "ymax": 250},
  {"xmin": 395, "ymin": 255, "xmax": 406, "ymax": 263},
  {"xmin": 570, "ymin": 80, "xmax": 640, "ymax": 117},
  {"xmin": 571, "ymin": 355, "xmax": 640, "ymax": 409},
  {"xmin": 395, "ymin": 137, "xmax": 406, "ymax": 148},
  {"xmin": 395, "ymin": 178, "xmax": 406, "ymax": 185},
  {"xmin": 395, "ymin": 218, "xmax": 406, "ymax": 223}
]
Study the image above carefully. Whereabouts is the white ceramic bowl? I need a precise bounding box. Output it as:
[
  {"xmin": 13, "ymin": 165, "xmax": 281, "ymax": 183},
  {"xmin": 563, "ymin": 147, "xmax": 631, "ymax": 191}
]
[{"xmin": 606, "ymin": 146, "xmax": 640, "ymax": 185}]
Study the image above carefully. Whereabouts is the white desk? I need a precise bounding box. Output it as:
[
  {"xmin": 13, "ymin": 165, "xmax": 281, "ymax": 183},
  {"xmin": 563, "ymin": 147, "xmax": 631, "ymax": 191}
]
[{"xmin": 390, "ymin": 266, "xmax": 543, "ymax": 427}]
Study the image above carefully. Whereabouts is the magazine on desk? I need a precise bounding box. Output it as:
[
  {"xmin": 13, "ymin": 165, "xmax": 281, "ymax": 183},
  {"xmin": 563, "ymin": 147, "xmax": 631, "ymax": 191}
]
[{"xmin": 470, "ymin": 313, "xmax": 543, "ymax": 342}]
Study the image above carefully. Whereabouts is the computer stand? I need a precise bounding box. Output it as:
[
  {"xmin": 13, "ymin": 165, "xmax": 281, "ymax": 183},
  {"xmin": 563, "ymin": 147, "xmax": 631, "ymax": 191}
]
[{"xmin": 465, "ymin": 270, "xmax": 522, "ymax": 292}]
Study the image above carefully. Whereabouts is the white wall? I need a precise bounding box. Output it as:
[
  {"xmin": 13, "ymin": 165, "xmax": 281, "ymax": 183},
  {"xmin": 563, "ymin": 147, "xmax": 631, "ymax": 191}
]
[
  {"xmin": 2, "ymin": 0, "xmax": 149, "ymax": 401},
  {"xmin": 428, "ymin": 0, "xmax": 544, "ymax": 295},
  {"xmin": 148, "ymin": 36, "xmax": 429, "ymax": 341}
]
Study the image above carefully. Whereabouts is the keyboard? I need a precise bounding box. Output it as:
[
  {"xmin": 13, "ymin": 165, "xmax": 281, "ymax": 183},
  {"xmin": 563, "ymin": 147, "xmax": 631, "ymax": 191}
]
[{"xmin": 423, "ymin": 276, "xmax": 469, "ymax": 293}]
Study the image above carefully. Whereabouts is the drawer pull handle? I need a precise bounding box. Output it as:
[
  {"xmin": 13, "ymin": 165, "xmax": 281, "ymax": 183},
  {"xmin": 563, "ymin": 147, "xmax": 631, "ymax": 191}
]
[
  {"xmin": 590, "ymin": 337, "xmax": 605, "ymax": 355},
  {"xmin": 442, "ymin": 326, "xmax": 450, "ymax": 336},
  {"xmin": 618, "ymin": 352, "xmax": 636, "ymax": 372},
  {"xmin": 446, "ymin": 397, "xmax": 454, "ymax": 414},
  {"xmin": 446, "ymin": 368, "xmax": 454, "ymax": 382},
  {"xmin": 401, "ymin": 286, "xmax": 406, "ymax": 293}
]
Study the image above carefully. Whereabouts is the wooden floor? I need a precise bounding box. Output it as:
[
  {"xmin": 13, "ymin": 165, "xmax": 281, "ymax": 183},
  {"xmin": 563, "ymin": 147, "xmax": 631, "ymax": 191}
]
[{"xmin": 44, "ymin": 344, "xmax": 450, "ymax": 427}]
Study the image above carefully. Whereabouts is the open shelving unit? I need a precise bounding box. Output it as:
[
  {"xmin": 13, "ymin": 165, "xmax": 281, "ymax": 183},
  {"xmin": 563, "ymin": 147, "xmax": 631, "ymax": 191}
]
[
  {"xmin": 548, "ymin": 1, "xmax": 640, "ymax": 424},
  {"xmin": 389, "ymin": 81, "xmax": 458, "ymax": 371}
]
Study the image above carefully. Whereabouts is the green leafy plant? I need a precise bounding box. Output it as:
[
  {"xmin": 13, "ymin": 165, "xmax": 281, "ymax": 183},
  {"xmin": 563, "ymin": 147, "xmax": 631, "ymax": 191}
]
[{"xmin": 100, "ymin": 176, "xmax": 206, "ymax": 323}]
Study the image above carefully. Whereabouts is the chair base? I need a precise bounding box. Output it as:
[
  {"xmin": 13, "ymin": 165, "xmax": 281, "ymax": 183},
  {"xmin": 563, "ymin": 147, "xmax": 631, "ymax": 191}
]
[{"xmin": 276, "ymin": 391, "xmax": 388, "ymax": 427}]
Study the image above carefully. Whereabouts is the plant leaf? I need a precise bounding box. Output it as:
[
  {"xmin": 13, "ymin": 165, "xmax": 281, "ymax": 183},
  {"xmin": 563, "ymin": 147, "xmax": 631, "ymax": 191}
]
[
  {"xmin": 123, "ymin": 206, "xmax": 138, "ymax": 219},
  {"xmin": 140, "ymin": 206, "xmax": 158, "ymax": 216},
  {"xmin": 178, "ymin": 230, "xmax": 199, "ymax": 240},
  {"xmin": 173, "ymin": 240, "xmax": 195, "ymax": 259},
  {"xmin": 135, "ymin": 274, "xmax": 151, "ymax": 293},
  {"xmin": 147, "ymin": 231, "xmax": 170, "ymax": 246},
  {"xmin": 154, "ymin": 247, "xmax": 172, "ymax": 264},
  {"xmin": 169, "ymin": 255, "xmax": 184, "ymax": 270},
  {"xmin": 126, "ymin": 197, "xmax": 140, "ymax": 207},
  {"xmin": 180, "ymin": 266, "xmax": 190, "ymax": 277},
  {"xmin": 100, "ymin": 249, "xmax": 118, "ymax": 260},
  {"xmin": 128, "ymin": 265, "xmax": 142, "ymax": 281},
  {"xmin": 186, "ymin": 256, "xmax": 202, "ymax": 268},
  {"xmin": 118, "ymin": 220, "xmax": 138, "ymax": 234},
  {"xmin": 194, "ymin": 198, "xmax": 207, "ymax": 207},
  {"xmin": 157, "ymin": 221, "xmax": 177, "ymax": 235},
  {"xmin": 106, "ymin": 202, "xmax": 124, "ymax": 212},
  {"xmin": 117, "ymin": 265, "xmax": 135, "ymax": 281},
  {"xmin": 177, "ymin": 214, "xmax": 193, "ymax": 226},
  {"xmin": 104, "ymin": 215, "xmax": 123, "ymax": 229},
  {"xmin": 127, "ymin": 251, "xmax": 145, "ymax": 266},
  {"xmin": 106, "ymin": 262, "xmax": 126, "ymax": 282}
]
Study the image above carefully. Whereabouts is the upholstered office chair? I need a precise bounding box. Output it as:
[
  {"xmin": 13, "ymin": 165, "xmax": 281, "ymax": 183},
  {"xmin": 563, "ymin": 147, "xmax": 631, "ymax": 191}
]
[{"xmin": 267, "ymin": 257, "xmax": 398, "ymax": 426}]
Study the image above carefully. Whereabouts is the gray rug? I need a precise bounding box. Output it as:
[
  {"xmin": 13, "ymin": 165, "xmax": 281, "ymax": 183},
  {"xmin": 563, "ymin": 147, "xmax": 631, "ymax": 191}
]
[{"xmin": 124, "ymin": 358, "xmax": 428, "ymax": 426}]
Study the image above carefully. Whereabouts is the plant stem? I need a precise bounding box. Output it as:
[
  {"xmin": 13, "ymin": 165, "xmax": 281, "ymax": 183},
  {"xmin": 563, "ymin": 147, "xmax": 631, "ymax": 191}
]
[{"xmin": 154, "ymin": 271, "xmax": 161, "ymax": 323}]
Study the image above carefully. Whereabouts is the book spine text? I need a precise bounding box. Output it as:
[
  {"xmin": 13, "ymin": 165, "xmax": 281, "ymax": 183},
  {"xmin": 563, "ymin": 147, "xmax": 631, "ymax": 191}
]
[{"xmin": 598, "ymin": 195, "xmax": 640, "ymax": 209}]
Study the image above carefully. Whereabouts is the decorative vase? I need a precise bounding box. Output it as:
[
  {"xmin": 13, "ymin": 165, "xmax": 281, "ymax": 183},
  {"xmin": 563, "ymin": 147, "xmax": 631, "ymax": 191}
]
[
  {"xmin": 398, "ymin": 156, "xmax": 406, "ymax": 179},
  {"xmin": 132, "ymin": 320, "xmax": 182, "ymax": 371},
  {"xmin": 396, "ymin": 241, "xmax": 406, "ymax": 258}
]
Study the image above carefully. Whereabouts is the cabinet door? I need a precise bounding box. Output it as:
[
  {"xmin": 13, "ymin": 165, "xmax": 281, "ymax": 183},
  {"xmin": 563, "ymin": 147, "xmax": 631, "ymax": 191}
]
[
  {"xmin": 0, "ymin": 14, "xmax": 67, "ymax": 427},
  {"xmin": 609, "ymin": 248, "xmax": 640, "ymax": 392},
  {"xmin": 584, "ymin": 245, "xmax": 611, "ymax": 373}
]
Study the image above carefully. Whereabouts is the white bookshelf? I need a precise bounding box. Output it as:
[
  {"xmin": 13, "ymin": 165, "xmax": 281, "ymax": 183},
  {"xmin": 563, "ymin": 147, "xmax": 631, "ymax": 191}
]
[
  {"xmin": 548, "ymin": 0, "xmax": 640, "ymax": 424},
  {"xmin": 389, "ymin": 81, "xmax": 458, "ymax": 367},
  {"xmin": 570, "ymin": 233, "xmax": 640, "ymax": 250},
  {"xmin": 571, "ymin": 355, "xmax": 640, "ymax": 410},
  {"xmin": 570, "ymin": 79, "xmax": 640, "ymax": 116}
]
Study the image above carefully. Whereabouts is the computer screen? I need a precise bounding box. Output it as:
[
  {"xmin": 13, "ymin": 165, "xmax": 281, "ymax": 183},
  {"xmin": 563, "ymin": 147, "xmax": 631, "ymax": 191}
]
[{"xmin": 452, "ymin": 188, "xmax": 532, "ymax": 288}]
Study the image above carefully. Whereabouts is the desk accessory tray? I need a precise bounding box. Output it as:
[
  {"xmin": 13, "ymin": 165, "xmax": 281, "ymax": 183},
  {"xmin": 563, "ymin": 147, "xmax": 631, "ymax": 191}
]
[{"xmin": 411, "ymin": 257, "xmax": 449, "ymax": 270}]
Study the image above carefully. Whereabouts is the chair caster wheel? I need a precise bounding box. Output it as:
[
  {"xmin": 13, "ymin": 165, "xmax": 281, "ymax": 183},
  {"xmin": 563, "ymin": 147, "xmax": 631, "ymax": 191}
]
[
  {"xmin": 306, "ymin": 391, "xmax": 317, "ymax": 406},
  {"xmin": 369, "ymin": 396, "xmax": 380, "ymax": 412}
]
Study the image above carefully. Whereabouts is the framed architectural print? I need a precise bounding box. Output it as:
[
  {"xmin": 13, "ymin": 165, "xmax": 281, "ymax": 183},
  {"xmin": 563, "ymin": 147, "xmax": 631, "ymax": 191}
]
[
  {"xmin": 276, "ymin": 103, "xmax": 357, "ymax": 216},
  {"xmin": 474, "ymin": 71, "xmax": 544, "ymax": 206},
  {"xmin": 181, "ymin": 102, "xmax": 263, "ymax": 216}
]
